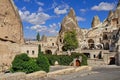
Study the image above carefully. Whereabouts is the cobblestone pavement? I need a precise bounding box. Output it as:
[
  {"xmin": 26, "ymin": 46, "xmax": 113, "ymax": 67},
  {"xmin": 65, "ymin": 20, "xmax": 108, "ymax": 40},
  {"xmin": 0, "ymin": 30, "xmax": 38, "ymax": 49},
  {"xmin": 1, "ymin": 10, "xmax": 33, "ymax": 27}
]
[
  {"xmin": 50, "ymin": 66, "xmax": 73, "ymax": 72},
  {"xmin": 51, "ymin": 65, "xmax": 120, "ymax": 80}
]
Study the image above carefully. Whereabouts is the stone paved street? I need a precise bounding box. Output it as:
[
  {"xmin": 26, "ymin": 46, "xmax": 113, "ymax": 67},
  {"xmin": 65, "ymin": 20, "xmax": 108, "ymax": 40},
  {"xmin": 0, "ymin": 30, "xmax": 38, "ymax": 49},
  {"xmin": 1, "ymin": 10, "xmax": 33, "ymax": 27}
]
[{"xmin": 51, "ymin": 66, "xmax": 120, "ymax": 80}]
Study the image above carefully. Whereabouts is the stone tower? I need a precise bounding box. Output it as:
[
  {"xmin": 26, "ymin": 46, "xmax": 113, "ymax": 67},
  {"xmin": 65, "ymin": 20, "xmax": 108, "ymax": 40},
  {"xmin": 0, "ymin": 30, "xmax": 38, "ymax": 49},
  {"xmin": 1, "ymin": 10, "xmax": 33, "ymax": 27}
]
[{"xmin": 0, "ymin": 0, "xmax": 24, "ymax": 68}]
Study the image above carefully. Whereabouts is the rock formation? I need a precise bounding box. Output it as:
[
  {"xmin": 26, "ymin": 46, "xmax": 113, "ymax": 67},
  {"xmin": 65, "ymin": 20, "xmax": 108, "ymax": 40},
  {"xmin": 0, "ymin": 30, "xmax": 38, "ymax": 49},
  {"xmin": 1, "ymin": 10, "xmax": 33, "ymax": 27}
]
[
  {"xmin": 0, "ymin": 0, "xmax": 24, "ymax": 68},
  {"xmin": 107, "ymin": 11, "xmax": 114, "ymax": 19},
  {"xmin": 103, "ymin": 1, "xmax": 120, "ymax": 28},
  {"xmin": 91, "ymin": 16, "xmax": 100, "ymax": 28},
  {"xmin": 57, "ymin": 8, "xmax": 83, "ymax": 52},
  {"xmin": 0, "ymin": 0, "xmax": 24, "ymax": 44}
]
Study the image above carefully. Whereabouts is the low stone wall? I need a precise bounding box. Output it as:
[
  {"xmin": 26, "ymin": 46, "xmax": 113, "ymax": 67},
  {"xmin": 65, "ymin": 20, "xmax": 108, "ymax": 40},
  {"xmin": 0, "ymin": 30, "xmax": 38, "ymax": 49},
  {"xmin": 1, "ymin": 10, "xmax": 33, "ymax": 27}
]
[
  {"xmin": 0, "ymin": 71, "xmax": 47, "ymax": 80},
  {"xmin": 47, "ymin": 67, "xmax": 75, "ymax": 77},
  {"xmin": 0, "ymin": 72, "xmax": 26, "ymax": 80},
  {"xmin": 0, "ymin": 66, "xmax": 91, "ymax": 80},
  {"xmin": 26, "ymin": 71, "xmax": 47, "ymax": 80},
  {"xmin": 47, "ymin": 66, "xmax": 91, "ymax": 77}
]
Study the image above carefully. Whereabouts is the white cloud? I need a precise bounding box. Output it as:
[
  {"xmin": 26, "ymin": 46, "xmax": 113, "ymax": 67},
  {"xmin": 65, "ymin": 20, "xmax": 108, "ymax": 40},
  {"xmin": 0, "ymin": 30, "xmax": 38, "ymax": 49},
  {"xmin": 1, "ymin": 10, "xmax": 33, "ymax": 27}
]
[
  {"xmin": 80, "ymin": 9, "xmax": 86, "ymax": 13},
  {"xmin": 76, "ymin": 16, "xmax": 86, "ymax": 22},
  {"xmin": 54, "ymin": 4, "xmax": 69, "ymax": 15},
  {"xmin": 91, "ymin": 2, "xmax": 115, "ymax": 11},
  {"xmin": 19, "ymin": 10, "xmax": 51, "ymax": 25},
  {"xmin": 30, "ymin": 23, "xmax": 60, "ymax": 35},
  {"xmin": 22, "ymin": 6, "xmax": 26, "ymax": 10},
  {"xmin": 36, "ymin": 1, "xmax": 44, "ymax": 6}
]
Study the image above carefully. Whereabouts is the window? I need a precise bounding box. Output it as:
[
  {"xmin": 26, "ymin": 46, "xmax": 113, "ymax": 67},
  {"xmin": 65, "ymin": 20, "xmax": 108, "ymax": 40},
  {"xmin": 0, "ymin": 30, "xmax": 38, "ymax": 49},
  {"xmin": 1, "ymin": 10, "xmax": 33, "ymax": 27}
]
[
  {"xmin": 103, "ymin": 34, "xmax": 108, "ymax": 40},
  {"xmin": 94, "ymin": 55, "xmax": 96, "ymax": 58},
  {"xmin": 27, "ymin": 50, "xmax": 29, "ymax": 54},
  {"xmin": 112, "ymin": 35, "xmax": 116, "ymax": 40},
  {"xmin": 52, "ymin": 43, "xmax": 54, "ymax": 46},
  {"xmin": 32, "ymin": 50, "xmax": 35, "ymax": 55},
  {"xmin": 105, "ymin": 28, "xmax": 107, "ymax": 30},
  {"xmin": 60, "ymin": 39, "xmax": 62, "ymax": 42}
]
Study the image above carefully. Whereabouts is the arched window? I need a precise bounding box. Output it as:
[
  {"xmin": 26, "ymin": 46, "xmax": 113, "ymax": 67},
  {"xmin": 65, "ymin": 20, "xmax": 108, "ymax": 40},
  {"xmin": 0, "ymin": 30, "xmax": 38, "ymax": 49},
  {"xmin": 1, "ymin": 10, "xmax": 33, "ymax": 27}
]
[
  {"xmin": 60, "ymin": 39, "xmax": 62, "ymax": 43},
  {"xmin": 27, "ymin": 50, "xmax": 29, "ymax": 54},
  {"xmin": 32, "ymin": 50, "xmax": 35, "ymax": 55},
  {"xmin": 88, "ymin": 39, "xmax": 95, "ymax": 49}
]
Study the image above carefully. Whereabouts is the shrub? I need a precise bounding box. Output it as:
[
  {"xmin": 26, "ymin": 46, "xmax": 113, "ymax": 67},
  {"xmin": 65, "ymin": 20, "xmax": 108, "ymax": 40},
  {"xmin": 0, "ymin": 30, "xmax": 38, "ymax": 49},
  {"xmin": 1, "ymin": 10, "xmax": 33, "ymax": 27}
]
[
  {"xmin": 11, "ymin": 53, "xmax": 41, "ymax": 73},
  {"xmin": 23, "ymin": 59, "xmax": 40, "ymax": 73},
  {"xmin": 43, "ymin": 53, "xmax": 87, "ymax": 66},
  {"xmin": 36, "ymin": 55, "xmax": 50, "ymax": 72},
  {"xmin": 11, "ymin": 53, "xmax": 30, "ymax": 72}
]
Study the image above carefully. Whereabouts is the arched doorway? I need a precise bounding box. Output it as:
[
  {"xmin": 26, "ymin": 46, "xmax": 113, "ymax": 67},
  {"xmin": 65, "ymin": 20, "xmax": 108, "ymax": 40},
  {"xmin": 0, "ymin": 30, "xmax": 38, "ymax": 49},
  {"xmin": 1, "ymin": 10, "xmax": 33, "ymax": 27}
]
[
  {"xmin": 76, "ymin": 60, "xmax": 81, "ymax": 66},
  {"xmin": 104, "ymin": 43, "xmax": 109, "ymax": 50},
  {"xmin": 103, "ymin": 34, "xmax": 108, "ymax": 40},
  {"xmin": 109, "ymin": 57, "xmax": 115, "ymax": 65},
  {"xmin": 88, "ymin": 39, "xmax": 95, "ymax": 49},
  {"xmin": 45, "ymin": 50, "xmax": 52, "ymax": 54}
]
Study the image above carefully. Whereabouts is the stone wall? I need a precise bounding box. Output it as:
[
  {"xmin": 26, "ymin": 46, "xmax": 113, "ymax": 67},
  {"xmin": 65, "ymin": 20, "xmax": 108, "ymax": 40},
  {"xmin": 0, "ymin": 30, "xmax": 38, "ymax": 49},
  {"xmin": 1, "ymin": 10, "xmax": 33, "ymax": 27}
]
[{"xmin": 0, "ymin": 71, "xmax": 47, "ymax": 80}]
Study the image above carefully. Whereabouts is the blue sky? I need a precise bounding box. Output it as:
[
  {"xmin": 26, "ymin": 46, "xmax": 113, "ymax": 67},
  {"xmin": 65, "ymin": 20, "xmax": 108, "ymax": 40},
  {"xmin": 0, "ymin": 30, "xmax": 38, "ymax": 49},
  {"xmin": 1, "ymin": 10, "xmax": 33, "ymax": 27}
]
[{"xmin": 14, "ymin": 0, "xmax": 118, "ymax": 39}]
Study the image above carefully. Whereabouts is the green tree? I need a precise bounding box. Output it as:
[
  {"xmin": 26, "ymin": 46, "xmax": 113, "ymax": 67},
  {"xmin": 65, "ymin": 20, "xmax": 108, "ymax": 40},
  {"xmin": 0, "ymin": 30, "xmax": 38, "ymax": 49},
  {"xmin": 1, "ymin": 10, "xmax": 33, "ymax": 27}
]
[
  {"xmin": 36, "ymin": 32, "xmax": 40, "ymax": 41},
  {"xmin": 36, "ymin": 55, "xmax": 50, "ymax": 72},
  {"xmin": 38, "ymin": 44, "xmax": 44, "ymax": 56},
  {"xmin": 23, "ymin": 59, "xmax": 40, "ymax": 73},
  {"xmin": 62, "ymin": 30, "xmax": 78, "ymax": 51},
  {"xmin": 38, "ymin": 44, "xmax": 41, "ymax": 54}
]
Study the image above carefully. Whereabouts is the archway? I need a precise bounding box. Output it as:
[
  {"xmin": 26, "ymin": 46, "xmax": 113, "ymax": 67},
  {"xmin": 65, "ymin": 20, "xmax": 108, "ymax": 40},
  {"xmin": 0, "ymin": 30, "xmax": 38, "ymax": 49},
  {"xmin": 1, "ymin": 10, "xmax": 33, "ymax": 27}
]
[
  {"xmin": 103, "ymin": 34, "xmax": 108, "ymax": 40},
  {"xmin": 45, "ymin": 50, "xmax": 52, "ymax": 54},
  {"xmin": 88, "ymin": 39, "xmax": 95, "ymax": 49},
  {"xmin": 76, "ymin": 60, "xmax": 81, "ymax": 66},
  {"xmin": 104, "ymin": 43, "xmax": 109, "ymax": 50},
  {"xmin": 109, "ymin": 57, "xmax": 115, "ymax": 65}
]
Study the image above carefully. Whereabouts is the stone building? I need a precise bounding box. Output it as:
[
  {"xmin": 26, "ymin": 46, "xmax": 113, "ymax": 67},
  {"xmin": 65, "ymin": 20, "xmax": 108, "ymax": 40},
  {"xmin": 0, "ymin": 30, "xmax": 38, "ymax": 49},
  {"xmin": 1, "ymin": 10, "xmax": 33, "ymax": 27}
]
[
  {"xmin": 24, "ymin": 35, "xmax": 58, "ymax": 56},
  {"xmin": 21, "ymin": 44, "xmax": 38, "ymax": 58},
  {"xmin": 81, "ymin": 1, "xmax": 120, "ymax": 65}
]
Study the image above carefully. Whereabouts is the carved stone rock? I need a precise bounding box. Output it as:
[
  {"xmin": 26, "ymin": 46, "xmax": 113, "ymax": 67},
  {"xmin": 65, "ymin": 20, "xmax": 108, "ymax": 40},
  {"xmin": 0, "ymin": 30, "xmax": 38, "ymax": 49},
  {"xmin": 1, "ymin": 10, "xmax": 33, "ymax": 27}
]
[
  {"xmin": 0, "ymin": 0, "xmax": 24, "ymax": 67},
  {"xmin": 91, "ymin": 16, "xmax": 100, "ymax": 28}
]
